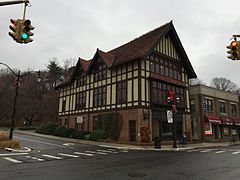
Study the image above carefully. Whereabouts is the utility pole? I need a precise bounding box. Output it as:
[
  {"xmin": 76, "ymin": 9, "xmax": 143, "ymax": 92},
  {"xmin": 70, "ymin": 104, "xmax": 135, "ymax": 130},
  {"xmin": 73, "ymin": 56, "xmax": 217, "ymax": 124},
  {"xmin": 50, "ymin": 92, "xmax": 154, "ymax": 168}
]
[{"xmin": 0, "ymin": 0, "xmax": 28, "ymax": 7}]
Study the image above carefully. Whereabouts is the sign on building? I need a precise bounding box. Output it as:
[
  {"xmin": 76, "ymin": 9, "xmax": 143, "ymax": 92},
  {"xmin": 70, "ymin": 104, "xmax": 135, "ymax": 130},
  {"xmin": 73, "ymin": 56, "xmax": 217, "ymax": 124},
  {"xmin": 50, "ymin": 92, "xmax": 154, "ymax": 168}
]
[
  {"xmin": 76, "ymin": 116, "xmax": 83, "ymax": 124},
  {"xmin": 167, "ymin": 110, "xmax": 173, "ymax": 123}
]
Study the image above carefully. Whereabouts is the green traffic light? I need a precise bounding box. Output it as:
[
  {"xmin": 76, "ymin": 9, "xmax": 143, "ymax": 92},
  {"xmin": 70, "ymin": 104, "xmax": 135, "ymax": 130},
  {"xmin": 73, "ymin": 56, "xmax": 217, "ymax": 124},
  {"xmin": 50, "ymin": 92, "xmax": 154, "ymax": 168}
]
[{"xmin": 21, "ymin": 33, "xmax": 28, "ymax": 39}]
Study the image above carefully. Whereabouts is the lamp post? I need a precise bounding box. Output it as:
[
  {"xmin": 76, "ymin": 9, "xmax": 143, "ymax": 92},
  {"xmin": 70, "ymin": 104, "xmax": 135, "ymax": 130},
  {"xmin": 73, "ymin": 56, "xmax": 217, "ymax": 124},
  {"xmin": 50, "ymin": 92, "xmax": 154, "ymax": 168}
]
[
  {"xmin": 167, "ymin": 90, "xmax": 179, "ymax": 148},
  {"xmin": 0, "ymin": 62, "xmax": 40, "ymax": 140}
]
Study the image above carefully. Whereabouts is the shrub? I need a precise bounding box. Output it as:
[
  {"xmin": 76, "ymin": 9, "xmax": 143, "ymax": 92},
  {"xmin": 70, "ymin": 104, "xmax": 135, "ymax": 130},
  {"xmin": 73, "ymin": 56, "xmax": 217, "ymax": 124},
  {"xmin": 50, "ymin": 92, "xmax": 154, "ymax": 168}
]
[
  {"xmin": 71, "ymin": 131, "xmax": 89, "ymax": 139},
  {"xmin": 0, "ymin": 140, "xmax": 20, "ymax": 149},
  {"xmin": 0, "ymin": 131, "xmax": 8, "ymax": 141},
  {"xmin": 53, "ymin": 126, "xmax": 74, "ymax": 137},
  {"xmin": 89, "ymin": 130, "xmax": 108, "ymax": 141},
  {"xmin": 35, "ymin": 124, "xmax": 58, "ymax": 135}
]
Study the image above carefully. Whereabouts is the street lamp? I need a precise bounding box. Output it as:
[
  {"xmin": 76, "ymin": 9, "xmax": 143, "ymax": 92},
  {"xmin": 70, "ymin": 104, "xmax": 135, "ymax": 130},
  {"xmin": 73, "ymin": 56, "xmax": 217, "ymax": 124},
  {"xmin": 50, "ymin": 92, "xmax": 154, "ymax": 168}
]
[
  {"xmin": 167, "ymin": 90, "xmax": 179, "ymax": 148},
  {"xmin": 0, "ymin": 62, "xmax": 40, "ymax": 140}
]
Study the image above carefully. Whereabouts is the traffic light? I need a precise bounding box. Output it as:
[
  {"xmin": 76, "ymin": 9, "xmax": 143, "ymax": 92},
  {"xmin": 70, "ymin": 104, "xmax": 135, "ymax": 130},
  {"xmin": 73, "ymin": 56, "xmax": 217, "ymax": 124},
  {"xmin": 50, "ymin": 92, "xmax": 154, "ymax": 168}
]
[
  {"xmin": 8, "ymin": 19, "xmax": 22, "ymax": 43},
  {"xmin": 21, "ymin": 19, "xmax": 34, "ymax": 44},
  {"xmin": 227, "ymin": 41, "xmax": 240, "ymax": 60}
]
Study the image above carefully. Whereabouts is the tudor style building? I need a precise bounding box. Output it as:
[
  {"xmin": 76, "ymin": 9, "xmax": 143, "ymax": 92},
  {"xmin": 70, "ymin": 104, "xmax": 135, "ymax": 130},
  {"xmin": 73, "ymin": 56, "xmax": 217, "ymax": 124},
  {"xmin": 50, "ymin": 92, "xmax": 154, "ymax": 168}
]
[{"xmin": 56, "ymin": 21, "xmax": 197, "ymax": 144}]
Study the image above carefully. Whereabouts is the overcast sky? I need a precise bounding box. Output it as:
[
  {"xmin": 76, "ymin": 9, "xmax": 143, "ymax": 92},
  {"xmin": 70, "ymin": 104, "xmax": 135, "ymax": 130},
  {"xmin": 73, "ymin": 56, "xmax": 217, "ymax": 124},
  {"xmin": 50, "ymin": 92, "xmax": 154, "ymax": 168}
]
[{"xmin": 0, "ymin": 0, "xmax": 240, "ymax": 86}]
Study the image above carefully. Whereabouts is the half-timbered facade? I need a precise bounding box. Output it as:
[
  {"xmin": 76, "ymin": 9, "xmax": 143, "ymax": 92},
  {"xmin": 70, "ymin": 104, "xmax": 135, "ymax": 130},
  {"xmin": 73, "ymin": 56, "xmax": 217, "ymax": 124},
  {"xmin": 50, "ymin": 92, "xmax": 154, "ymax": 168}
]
[{"xmin": 56, "ymin": 21, "xmax": 197, "ymax": 144}]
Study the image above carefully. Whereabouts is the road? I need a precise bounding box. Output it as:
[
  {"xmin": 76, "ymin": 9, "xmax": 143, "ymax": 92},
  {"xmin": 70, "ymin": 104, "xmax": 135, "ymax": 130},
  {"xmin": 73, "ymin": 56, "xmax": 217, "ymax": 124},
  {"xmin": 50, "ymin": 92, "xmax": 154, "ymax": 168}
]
[{"xmin": 0, "ymin": 132, "xmax": 240, "ymax": 180}]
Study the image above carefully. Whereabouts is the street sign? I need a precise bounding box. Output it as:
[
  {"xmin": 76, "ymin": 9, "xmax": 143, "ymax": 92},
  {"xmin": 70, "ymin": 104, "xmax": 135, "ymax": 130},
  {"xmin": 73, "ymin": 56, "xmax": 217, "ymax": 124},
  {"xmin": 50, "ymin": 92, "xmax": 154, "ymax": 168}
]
[
  {"xmin": 76, "ymin": 116, "xmax": 83, "ymax": 124},
  {"xmin": 167, "ymin": 110, "xmax": 173, "ymax": 123}
]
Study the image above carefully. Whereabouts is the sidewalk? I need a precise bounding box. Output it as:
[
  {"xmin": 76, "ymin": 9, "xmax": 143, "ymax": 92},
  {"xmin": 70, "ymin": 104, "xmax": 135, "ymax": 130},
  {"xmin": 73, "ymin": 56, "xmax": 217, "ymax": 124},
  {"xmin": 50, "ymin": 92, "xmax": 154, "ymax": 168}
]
[{"xmin": 14, "ymin": 130, "xmax": 240, "ymax": 151}]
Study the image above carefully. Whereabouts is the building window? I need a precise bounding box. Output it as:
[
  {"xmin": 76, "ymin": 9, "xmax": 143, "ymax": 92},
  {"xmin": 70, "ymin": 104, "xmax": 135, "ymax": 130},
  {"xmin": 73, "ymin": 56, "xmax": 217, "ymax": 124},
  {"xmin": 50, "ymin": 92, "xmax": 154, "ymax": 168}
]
[
  {"xmin": 62, "ymin": 99, "xmax": 66, "ymax": 112},
  {"xmin": 76, "ymin": 75, "xmax": 86, "ymax": 87},
  {"xmin": 117, "ymin": 81, "xmax": 127, "ymax": 104},
  {"xmin": 205, "ymin": 99, "xmax": 213, "ymax": 112},
  {"xmin": 231, "ymin": 103, "xmax": 237, "ymax": 115},
  {"xmin": 93, "ymin": 87, "xmax": 106, "ymax": 107},
  {"xmin": 190, "ymin": 99, "xmax": 195, "ymax": 112},
  {"xmin": 219, "ymin": 101, "xmax": 226, "ymax": 113},
  {"xmin": 151, "ymin": 80, "xmax": 185, "ymax": 107},
  {"xmin": 75, "ymin": 92, "xmax": 86, "ymax": 110},
  {"xmin": 94, "ymin": 63, "xmax": 107, "ymax": 81}
]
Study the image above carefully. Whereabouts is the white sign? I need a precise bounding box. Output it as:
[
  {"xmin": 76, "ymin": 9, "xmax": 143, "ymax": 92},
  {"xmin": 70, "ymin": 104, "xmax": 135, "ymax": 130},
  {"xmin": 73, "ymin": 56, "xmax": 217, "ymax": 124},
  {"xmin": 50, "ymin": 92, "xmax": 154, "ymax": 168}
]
[
  {"xmin": 76, "ymin": 116, "xmax": 83, "ymax": 124},
  {"xmin": 167, "ymin": 110, "xmax": 173, "ymax": 123}
]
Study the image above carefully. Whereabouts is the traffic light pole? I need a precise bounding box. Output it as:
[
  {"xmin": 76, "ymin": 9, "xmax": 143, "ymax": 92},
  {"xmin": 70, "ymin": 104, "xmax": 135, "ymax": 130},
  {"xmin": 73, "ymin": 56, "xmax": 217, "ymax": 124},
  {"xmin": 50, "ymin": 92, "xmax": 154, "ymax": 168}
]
[{"xmin": 0, "ymin": 0, "xmax": 28, "ymax": 7}]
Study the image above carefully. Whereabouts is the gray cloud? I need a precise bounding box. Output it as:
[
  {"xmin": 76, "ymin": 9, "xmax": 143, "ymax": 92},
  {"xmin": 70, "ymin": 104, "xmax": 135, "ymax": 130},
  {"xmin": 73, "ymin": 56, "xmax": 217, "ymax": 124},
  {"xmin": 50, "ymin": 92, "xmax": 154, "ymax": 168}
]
[{"xmin": 0, "ymin": 0, "xmax": 240, "ymax": 85}]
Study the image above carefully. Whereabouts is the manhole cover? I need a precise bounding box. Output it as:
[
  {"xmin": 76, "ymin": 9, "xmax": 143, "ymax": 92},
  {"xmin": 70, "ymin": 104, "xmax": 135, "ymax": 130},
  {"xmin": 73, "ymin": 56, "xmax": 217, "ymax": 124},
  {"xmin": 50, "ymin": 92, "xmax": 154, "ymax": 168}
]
[{"xmin": 128, "ymin": 172, "xmax": 147, "ymax": 178}]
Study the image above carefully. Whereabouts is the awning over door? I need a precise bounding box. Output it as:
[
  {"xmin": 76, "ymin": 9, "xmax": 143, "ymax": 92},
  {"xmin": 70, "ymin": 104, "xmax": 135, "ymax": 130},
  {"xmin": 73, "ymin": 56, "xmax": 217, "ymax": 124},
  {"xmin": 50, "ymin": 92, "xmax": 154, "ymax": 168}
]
[
  {"xmin": 204, "ymin": 115, "xmax": 222, "ymax": 124},
  {"xmin": 220, "ymin": 117, "xmax": 234, "ymax": 125},
  {"xmin": 232, "ymin": 117, "xmax": 240, "ymax": 126}
]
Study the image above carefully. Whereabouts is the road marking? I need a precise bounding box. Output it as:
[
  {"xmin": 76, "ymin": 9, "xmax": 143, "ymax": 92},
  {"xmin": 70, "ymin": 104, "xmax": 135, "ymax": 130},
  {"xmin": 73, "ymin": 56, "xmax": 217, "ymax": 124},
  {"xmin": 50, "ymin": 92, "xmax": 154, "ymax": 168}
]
[
  {"xmin": 200, "ymin": 150, "xmax": 212, "ymax": 153},
  {"xmin": 74, "ymin": 152, "xmax": 94, "ymax": 156},
  {"xmin": 187, "ymin": 149, "xmax": 200, "ymax": 152},
  {"xmin": 232, "ymin": 151, "xmax": 240, "ymax": 155},
  {"xmin": 0, "ymin": 152, "xmax": 28, "ymax": 157},
  {"xmin": 3, "ymin": 157, "xmax": 22, "ymax": 163},
  {"xmin": 85, "ymin": 151, "xmax": 107, "ymax": 155},
  {"xmin": 121, "ymin": 150, "xmax": 128, "ymax": 153},
  {"xmin": 63, "ymin": 143, "xmax": 75, "ymax": 146},
  {"xmin": 42, "ymin": 154, "xmax": 63, "ymax": 160},
  {"xmin": 26, "ymin": 156, "xmax": 45, "ymax": 162},
  {"xmin": 58, "ymin": 153, "xmax": 79, "ymax": 158},
  {"xmin": 215, "ymin": 151, "xmax": 225, "ymax": 154},
  {"xmin": 97, "ymin": 149, "xmax": 118, "ymax": 154},
  {"xmin": 14, "ymin": 136, "xmax": 68, "ymax": 148}
]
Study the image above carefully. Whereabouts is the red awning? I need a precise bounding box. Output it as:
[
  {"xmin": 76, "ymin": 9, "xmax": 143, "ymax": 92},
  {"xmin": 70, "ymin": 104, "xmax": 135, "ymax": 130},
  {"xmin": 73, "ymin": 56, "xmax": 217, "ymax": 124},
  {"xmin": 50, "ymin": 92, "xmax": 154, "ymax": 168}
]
[
  {"xmin": 220, "ymin": 117, "xmax": 234, "ymax": 125},
  {"xmin": 204, "ymin": 115, "xmax": 222, "ymax": 124},
  {"xmin": 232, "ymin": 117, "xmax": 240, "ymax": 126}
]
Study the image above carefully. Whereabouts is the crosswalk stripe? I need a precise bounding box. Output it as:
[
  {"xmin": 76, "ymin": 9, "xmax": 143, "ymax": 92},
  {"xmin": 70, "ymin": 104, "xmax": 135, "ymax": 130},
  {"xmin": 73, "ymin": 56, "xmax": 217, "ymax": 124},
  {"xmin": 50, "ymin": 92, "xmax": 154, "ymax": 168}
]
[
  {"xmin": 200, "ymin": 150, "xmax": 212, "ymax": 153},
  {"xmin": 121, "ymin": 150, "xmax": 128, "ymax": 153},
  {"xmin": 3, "ymin": 157, "xmax": 22, "ymax": 163},
  {"xmin": 97, "ymin": 150, "xmax": 118, "ymax": 154},
  {"xmin": 215, "ymin": 151, "xmax": 225, "ymax": 154},
  {"xmin": 58, "ymin": 153, "xmax": 79, "ymax": 158},
  {"xmin": 187, "ymin": 149, "xmax": 200, "ymax": 152},
  {"xmin": 232, "ymin": 151, "xmax": 240, "ymax": 155},
  {"xmin": 85, "ymin": 151, "xmax": 107, "ymax": 155},
  {"xmin": 42, "ymin": 154, "xmax": 63, "ymax": 160},
  {"xmin": 74, "ymin": 152, "xmax": 94, "ymax": 156},
  {"xmin": 26, "ymin": 156, "xmax": 45, "ymax": 162}
]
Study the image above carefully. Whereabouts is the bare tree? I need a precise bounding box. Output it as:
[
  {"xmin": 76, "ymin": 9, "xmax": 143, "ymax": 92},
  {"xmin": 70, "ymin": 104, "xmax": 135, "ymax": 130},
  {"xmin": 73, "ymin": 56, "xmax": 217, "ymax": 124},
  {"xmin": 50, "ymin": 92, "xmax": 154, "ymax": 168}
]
[
  {"xmin": 63, "ymin": 58, "xmax": 76, "ymax": 78},
  {"xmin": 210, "ymin": 77, "xmax": 238, "ymax": 92}
]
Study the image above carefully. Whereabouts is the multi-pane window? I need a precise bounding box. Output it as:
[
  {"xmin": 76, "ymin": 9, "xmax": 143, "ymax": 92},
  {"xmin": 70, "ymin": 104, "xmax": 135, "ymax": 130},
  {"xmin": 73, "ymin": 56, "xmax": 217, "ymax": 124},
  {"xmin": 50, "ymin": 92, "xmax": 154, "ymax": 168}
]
[
  {"xmin": 151, "ymin": 80, "xmax": 185, "ymax": 108},
  {"xmin": 190, "ymin": 99, "xmax": 195, "ymax": 112},
  {"xmin": 76, "ymin": 75, "xmax": 86, "ymax": 87},
  {"xmin": 117, "ymin": 81, "xmax": 127, "ymax": 104},
  {"xmin": 205, "ymin": 98, "xmax": 213, "ymax": 112},
  {"xmin": 75, "ymin": 92, "xmax": 86, "ymax": 110},
  {"xmin": 231, "ymin": 103, "xmax": 237, "ymax": 115},
  {"xmin": 93, "ymin": 87, "xmax": 106, "ymax": 107},
  {"xmin": 62, "ymin": 99, "xmax": 66, "ymax": 112},
  {"xmin": 94, "ymin": 63, "xmax": 107, "ymax": 81},
  {"xmin": 219, "ymin": 101, "xmax": 226, "ymax": 113},
  {"xmin": 149, "ymin": 55, "xmax": 182, "ymax": 81}
]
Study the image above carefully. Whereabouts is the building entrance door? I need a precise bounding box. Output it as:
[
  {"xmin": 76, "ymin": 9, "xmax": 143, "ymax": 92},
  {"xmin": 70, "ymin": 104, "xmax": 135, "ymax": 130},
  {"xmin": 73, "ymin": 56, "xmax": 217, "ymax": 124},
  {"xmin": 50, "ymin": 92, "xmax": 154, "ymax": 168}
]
[{"xmin": 129, "ymin": 120, "xmax": 136, "ymax": 142}]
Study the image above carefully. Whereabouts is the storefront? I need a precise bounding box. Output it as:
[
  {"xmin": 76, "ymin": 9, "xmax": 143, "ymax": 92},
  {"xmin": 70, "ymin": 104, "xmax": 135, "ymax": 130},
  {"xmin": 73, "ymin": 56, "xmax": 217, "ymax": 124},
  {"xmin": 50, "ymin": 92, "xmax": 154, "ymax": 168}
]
[
  {"xmin": 220, "ymin": 117, "xmax": 234, "ymax": 140},
  {"xmin": 232, "ymin": 117, "xmax": 240, "ymax": 139},
  {"xmin": 204, "ymin": 115, "xmax": 222, "ymax": 140}
]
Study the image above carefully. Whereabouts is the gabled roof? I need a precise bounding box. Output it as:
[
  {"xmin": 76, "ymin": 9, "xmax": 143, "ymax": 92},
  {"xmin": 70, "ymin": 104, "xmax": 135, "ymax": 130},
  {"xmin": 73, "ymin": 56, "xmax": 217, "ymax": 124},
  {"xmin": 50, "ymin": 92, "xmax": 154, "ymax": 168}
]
[
  {"xmin": 56, "ymin": 21, "xmax": 197, "ymax": 89},
  {"xmin": 108, "ymin": 22, "xmax": 171, "ymax": 67}
]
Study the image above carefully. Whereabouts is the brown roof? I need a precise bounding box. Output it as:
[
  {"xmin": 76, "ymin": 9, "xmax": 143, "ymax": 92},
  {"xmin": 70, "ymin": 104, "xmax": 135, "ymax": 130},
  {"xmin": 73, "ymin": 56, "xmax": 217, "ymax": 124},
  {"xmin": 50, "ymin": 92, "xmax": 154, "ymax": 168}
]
[
  {"xmin": 108, "ymin": 22, "xmax": 170, "ymax": 66},
  {"xmin": 56, "ymin": 21, "xmax": 197, "ymax": 89}
]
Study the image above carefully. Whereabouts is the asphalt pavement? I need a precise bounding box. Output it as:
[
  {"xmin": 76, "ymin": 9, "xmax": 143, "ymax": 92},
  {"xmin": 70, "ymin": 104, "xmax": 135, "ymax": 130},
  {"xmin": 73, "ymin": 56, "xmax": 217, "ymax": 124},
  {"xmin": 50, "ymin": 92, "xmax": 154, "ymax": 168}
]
[{"xmin": 1, "ymin": 131, "xmax": 240, "ymax": 180}]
